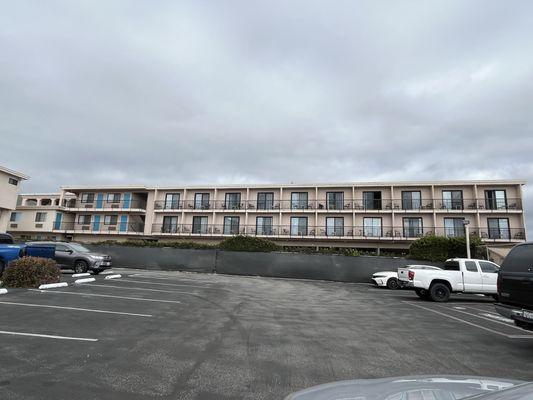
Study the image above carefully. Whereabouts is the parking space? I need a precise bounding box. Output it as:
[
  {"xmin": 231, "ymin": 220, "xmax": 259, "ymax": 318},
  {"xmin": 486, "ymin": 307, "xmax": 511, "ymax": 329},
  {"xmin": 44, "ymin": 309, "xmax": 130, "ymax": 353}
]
[{"xmin": 1, "ymin": 269, "xmax": 533, "ymax": 400}]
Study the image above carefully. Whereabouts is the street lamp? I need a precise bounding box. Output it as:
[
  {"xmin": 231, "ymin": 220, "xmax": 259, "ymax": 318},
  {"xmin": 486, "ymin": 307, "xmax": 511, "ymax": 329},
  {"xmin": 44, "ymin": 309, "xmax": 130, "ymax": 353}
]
[{"xmin": 463, "ymin": 220, "xmax": 471, "ymax": 259}]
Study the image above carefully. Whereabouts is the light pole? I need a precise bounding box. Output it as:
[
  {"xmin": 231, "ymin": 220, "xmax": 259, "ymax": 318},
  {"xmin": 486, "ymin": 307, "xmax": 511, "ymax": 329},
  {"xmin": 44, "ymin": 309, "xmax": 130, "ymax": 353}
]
[{"xmin": 463, "ymin": 220, "xmax": 471, "ymax": 259}]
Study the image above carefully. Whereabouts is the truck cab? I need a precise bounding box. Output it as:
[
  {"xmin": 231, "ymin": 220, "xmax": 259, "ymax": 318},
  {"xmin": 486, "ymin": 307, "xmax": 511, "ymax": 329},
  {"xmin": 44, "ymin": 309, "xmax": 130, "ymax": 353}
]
[{"xmin": 0, "ymin": 234, "xmax": 55, "ymax": 275}]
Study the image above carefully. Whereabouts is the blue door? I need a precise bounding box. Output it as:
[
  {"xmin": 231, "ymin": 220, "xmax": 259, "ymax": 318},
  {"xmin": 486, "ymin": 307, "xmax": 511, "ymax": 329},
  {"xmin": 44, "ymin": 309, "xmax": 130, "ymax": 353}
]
[
  {"xmin": 119, "ymin": 215, "xmax": 128, "ymax": 232},
  {"xmin": 123, "ymin": 193, "xmax": 131, "ymax": 209},
  {"xmin": 93, "ymin": 215, "xmax": 101, "ymax": 231},
  {"xmin": 96, "ymin": 193, "xmax": 103, "ymax": 208},
  {"xmin": 54, "ymin": 213, "xmax": 63, "ymax": 230}
]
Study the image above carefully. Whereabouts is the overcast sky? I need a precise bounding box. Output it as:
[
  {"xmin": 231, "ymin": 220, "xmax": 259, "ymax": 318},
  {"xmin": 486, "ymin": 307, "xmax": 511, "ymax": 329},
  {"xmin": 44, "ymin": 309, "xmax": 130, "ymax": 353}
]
[{"xmin": 1, "ymin": 1, "xmax": 532, "ymax": 229}]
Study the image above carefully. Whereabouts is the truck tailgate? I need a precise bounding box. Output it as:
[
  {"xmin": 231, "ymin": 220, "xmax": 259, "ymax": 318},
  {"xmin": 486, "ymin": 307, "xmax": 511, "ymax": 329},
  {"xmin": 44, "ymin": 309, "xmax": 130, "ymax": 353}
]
[{"xmin": 398, "ymin": 268, "xmax": 411, "ymax": 282}]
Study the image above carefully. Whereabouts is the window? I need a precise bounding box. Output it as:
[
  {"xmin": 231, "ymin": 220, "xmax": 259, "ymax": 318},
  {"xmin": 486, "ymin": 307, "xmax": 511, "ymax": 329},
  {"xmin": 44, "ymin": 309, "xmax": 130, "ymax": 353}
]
[
  {"xmin": 192, "ymin": 216, "xmax": 208, "ymax": 234},
  {"xmin": 25, "ymin": 198, "xmax": 37, "ymax": 206},
  {"xmin": 256, "ymin": 217, "xmax": 273, "ymax": 235},
  {"xmin": 194, "ymin": 193, "xmax": 210, "ymax": 210},
  {"xmin": 291, "ymin": 192, "xmax": 308, "ymax": 209},
  {"xmin": 363, "ymin": 217, "xmax": 382, "ymax": 237},
  {"xmin": 257, "ymin": 192, "xmax": 274, "ymax": 210},
  {"xmin": 81, "ymin": 193, "xmax": 95, "ymax": 203},
  {"xmin": 488, "ymin": 218, "xmax": 510, "ymax": 240},
  {"xmin": 165, "ymin": 193, "xmax": 181, "ymax": 210},
  {"xmin": 485, "ymin": 190, "xmax": 507, "ymax": 210},
  {"xmin": 8, "ymin": 177, "xmax": 18, "ymax": 186},
  {"xmin": 402, "ymin": 191, "xmax": 421, "ymax": 210},
  {"xmin": 77, "ymin": 214, "xmax": 91, "ymax": 225},
  {"xmin": 290, "ymin": 217, "xmax": 308, "ymax": 236},
  {"xmin": 162, "ymin": 216, "xmax": 178, "ymax": 233},
  {"xmin": 444, "ymin": 218, "xmax": 465, "ymax": 237},
  {"xmin": 363, "ymin": 191, "xmax": 382, "ymax": 210},
  {"xmin": 464, "ymin": 261, "xmax": 479, "ymax": 272},
  {"xmin": 55, "ymin": 243, "xmax": 69, "ymax": 252},
  {"xmin": 106, "ymin": 193, "xmax": 121, "ymax": 203},
  {"xmin": 9, "ymin": 212, "xmax": 19, "ymax": 222},
  {"xmin": 35, "ymin": 212, "xmax": 47, "ymax": 222},
  {"xmin": 479, "ymin": 261, "xmax": 499, "ymax": 273},
  {"xmin": 40, "ymin": 198, "xmax": 52, "ymax": 206},
  {"xmin": 326, "ymin": 192, "xmax": 344, "ymax": 210},
  {"xmin": 224, "ymin": 193, "xmax": 242, "ymax": 209},
  {"xmin": 403, "ymin": 218, "xmax": 423, "ymax": 238},
  {"xmin": 502, "ymin": 244, "xmax": 533, "ymax": 273},
  {"xmin": 223, "ymin": 216, "xmax": 240, "ymax": 234},
  {"xmin": 442, "ymin": 190, "xmax": 463, "ymax": 210},
  {"xmin": 326, "ymin": 217, "xmax": 344, "ymax": 236},
  {"xmin": 104, "ymin": 215, "xmax": 118, "ymax": 225},
  {"xmin": 443, "ymin": 260, "xmax": 460, "ymax": 271}
]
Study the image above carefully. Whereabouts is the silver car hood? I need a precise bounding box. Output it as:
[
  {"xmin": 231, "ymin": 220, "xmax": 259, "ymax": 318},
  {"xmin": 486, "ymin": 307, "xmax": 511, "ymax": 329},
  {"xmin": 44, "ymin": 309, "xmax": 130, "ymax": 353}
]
[{"xmin": 285, "ymin": 375, "xmax": 526, "ymax": 400}]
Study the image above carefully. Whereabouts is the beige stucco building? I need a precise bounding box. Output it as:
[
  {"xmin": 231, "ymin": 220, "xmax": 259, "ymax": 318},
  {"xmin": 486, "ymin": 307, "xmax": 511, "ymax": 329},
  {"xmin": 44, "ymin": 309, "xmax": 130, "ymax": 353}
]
[
  {"xmin": 8, "ymin": 179, "xmax": 527, "ymax": 251},
  {"xmin": 0, "ymin": 166, "xmax": 28, "ymax": 233}
]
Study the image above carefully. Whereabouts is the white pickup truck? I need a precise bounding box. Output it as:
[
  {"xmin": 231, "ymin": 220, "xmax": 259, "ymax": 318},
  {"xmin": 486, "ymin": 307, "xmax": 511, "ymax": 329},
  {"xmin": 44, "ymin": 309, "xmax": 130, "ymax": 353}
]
[{"xmin": 398, "ymin": 258, "xmax": 500, "ymax": 302}]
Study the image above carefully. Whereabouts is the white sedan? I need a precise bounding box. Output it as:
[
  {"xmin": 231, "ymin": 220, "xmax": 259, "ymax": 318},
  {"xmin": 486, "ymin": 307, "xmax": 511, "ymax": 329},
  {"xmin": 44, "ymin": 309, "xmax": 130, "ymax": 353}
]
[{"xmin": 372, "ymin": 271, "xmax": 401, "ymax": 289}]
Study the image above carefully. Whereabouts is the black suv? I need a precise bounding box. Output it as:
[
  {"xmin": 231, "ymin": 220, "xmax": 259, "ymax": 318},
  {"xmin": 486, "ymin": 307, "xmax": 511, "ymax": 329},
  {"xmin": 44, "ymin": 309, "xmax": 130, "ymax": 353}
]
[{"xmin": 495, "ymin": 242, "xmax": 533, "ymax": 330}]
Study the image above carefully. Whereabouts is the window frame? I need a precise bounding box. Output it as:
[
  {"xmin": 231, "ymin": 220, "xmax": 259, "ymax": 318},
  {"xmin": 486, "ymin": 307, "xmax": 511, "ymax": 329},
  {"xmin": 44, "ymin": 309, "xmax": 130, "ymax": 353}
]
[
  {"xmin": 77, "ymin": 214, "xmax": 91, "ymax": 225},
  {"xmin": 104, "ymin": 214, "xmax": 118, "ymax": 225},
  {"xmin": 256, "ymin": 216, "xmax": 273, "ymax": 235},
  {"xmin": 80, "ymin": 193, "xmax": 95, "ymax": 203},
  {"xmin": 290, "ymin": 216, "xmax": 308, "ymax": 236},
  {"xmin": 192, "ymin": 216, "xmax": 209, "ymax": 234},
  {"xmin": 223, "ymin": 216, "xmax": 240, "ymax": 234},
  {"xmin": 8, "ymin": 177, "xmax": 18, "ymax": 186},
  {"xmin": 326, "ymin": 192, "xmax": 344, "ymax": 210},
  {"xmin": 401, "ymin": 191, "xmax": 422, "ymax": 210},
  {"xmin": 291, "ymin": 192, "xmax": 309, "ymax": 210},
  {"xmin": 257, "ymin": 192, "xmax": 274, "ymax": 210},
  {"xmin": 403, "ymin": 217, "xmax": 423, "ymax": 238},
  {"xmin": 363, "ymin": 217, "xmax": 382, "ymax": 237},
  {"xmin": 35, "ymin": 212, "xmax": 47, "ymax": 222}
]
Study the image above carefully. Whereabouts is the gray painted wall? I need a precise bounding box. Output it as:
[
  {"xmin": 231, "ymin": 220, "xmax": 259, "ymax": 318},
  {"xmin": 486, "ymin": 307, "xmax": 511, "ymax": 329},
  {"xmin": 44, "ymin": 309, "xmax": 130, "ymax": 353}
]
[{"xmin": 88, "ymin": 245, "xmax": 441, "ymax": 283}]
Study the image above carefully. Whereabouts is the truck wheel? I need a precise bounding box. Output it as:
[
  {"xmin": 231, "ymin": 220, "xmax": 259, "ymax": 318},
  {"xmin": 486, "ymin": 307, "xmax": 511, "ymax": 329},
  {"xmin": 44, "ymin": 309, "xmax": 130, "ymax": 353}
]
[
  {"xmin": 415, "ymin": 288, "xmax": 429, "ymax": 299},
  {"xmin": 429, "ymin": 283, "xmax": 451, "ymax": 302},
  {"xmin": 74, "ymin": 260, "xmax": 88, "ymax": 274},
  {"xmin": 387, "ymin": 278, "xmax": 400, "ymax": 290},
  {"xmin": 492, "ymin": 294, "xmax": 499, "ymax": 302}
]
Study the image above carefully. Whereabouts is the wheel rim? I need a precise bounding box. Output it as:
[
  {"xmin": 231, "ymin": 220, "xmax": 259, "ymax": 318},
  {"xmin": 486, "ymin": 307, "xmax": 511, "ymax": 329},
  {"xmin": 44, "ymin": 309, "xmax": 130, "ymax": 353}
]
[
  {"xmin": 390, "ymin": 280, "xmax": 398, "ymax": 289},
  {"xmin": 436, "ymin": 287, "xmax": 446, "ymax": 299},
  {"xmin": 75, "ymin": 263, "xmax": 85, "ymax": 273}
]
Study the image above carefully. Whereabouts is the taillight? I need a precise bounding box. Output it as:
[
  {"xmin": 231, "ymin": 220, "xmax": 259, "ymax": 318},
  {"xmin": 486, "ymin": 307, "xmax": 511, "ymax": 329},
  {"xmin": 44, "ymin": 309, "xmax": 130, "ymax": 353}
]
[{"xmin": 408, "ymin": 270, "xmax": 415, "ymax": 280}]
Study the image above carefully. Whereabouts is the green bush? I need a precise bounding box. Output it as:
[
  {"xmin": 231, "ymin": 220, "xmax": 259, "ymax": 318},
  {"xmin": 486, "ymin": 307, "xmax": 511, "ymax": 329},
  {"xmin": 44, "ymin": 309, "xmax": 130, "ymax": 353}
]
[
  {"xmin": 409, "ymin": 234, "xmax": 483, "ymax": 262},
  {"xmin": 2, "ymin": 257, "xmax": 61, "ymax": 288},
  {"xmin": 218, "ymin": 235, "xmax": 281, "ymax": 252}
]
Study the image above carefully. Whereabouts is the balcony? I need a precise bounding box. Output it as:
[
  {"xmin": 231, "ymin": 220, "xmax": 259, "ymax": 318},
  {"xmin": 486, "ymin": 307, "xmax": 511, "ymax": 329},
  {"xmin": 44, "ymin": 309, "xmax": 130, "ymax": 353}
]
[
  {"xmin": 53, "ymin": 221, "xmax": 145, "ymax": 234},
  {"xmin": 151, "ymin": 198, "xmax": 523, "ymax": 212},
  {"xmin": 64, "ymin": 199, "xmax": 147, "ymax": 212},
  {"xmin": 150, "ymin": 224, "xmax": 526, "ymax": 242}
]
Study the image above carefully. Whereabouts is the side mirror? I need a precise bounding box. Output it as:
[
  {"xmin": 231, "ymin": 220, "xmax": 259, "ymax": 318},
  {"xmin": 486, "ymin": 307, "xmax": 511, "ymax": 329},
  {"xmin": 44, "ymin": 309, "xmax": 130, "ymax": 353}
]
[{"xmin": 67, "ymin": 249, "xmax": 73, "ymax": 254}]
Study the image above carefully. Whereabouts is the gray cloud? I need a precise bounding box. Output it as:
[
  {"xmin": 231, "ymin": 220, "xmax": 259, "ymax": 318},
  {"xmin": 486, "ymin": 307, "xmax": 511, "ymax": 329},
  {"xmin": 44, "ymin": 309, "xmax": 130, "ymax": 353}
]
[{"xmin": 1, "ymin": 0, "xmax": 532, "ymax": 231}]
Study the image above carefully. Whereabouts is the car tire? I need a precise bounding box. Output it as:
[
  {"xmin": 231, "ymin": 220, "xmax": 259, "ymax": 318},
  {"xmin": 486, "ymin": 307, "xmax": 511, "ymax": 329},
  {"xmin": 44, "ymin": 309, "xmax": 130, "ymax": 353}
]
[
  {"xmin": 386, "ymin": 278, "xmax": 400, "ymax": 290},
  {"xmin": 74, "ymin": 260, "xmax": 88, "ymax": 274},
  {"xmin": 429, "ymin": 283, "xmax": 451, "ymax": 302},
  {"xmin": 415, "ymin": 288, "xmax": 429, "ymax": 299}
]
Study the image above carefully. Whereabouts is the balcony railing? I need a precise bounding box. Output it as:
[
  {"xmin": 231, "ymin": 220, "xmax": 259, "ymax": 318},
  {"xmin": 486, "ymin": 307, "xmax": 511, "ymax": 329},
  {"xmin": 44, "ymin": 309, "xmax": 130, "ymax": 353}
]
[
  {"xmin": 65, "ymin": 200, "xmax": 147, "ymax": 210},
  {"xmin": 53, "ymin": 221, "xmax": 145, "ymax": 234},
  {"xmin": 150, "ymin": 224, "xmax": 525, "ymax": 242},
  {"xmin": 152, "ymin": 198, "xmax": 523, "ymax": 212}
]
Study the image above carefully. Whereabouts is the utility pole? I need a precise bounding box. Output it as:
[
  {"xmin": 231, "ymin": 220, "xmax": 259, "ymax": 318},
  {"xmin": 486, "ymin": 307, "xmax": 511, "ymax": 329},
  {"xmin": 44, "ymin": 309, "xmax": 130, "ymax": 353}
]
[{"xmin": 463, "ymin": 220, "xmax": 471, "ymax": 259}]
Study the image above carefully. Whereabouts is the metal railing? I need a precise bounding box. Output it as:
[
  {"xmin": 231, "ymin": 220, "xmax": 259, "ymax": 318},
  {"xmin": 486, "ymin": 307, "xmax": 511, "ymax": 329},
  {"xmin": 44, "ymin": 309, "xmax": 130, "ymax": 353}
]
[
  {"xmin": 151, "ymin": 197, "xmax": 523, "ymax": 212},
  {"xmin": 52, "ymin": 221, "xmax": 145, "ymax": 234},
  {"xmin": 65, "ymin": 200, "xmax": 147, "ymax": 210},
  {"xmin": 149, "ymin": 224, "xmax": 526, "ymax": 242}
]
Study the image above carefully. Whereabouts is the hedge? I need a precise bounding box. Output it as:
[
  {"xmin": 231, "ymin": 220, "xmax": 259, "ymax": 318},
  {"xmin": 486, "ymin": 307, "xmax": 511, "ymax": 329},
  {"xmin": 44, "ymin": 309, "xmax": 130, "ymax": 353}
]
[
  {"xmin": 2, "ymin": 257, "xmax": 61, "ymax": 288},
  {"xmin": 409, "ymin": 234, "xmax": 484, "ymax": 262},
  {"xmin": 218, "ymin": 235, "xmax": 281, "ymax": 252}
]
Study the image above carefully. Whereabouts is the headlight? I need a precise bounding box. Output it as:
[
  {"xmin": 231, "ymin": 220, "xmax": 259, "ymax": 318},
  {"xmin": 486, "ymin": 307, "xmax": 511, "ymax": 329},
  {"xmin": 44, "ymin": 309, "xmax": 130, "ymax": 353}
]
[{"xmin": 90, "ymin": 255, "xmax": 104, "ymax": 260}]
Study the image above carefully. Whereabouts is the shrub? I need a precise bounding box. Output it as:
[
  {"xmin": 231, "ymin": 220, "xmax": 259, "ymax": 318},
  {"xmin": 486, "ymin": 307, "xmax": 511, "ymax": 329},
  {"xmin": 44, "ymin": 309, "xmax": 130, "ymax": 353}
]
[
  {"xmin": 409, "ymin": 234, "xmax": 483, "ymax": 262},
  {"xmin": 218, "ymin": 235, "xmax": 281, "ymax": 252},
  {"xmin": 2, "ymin": 257, "xmax": 61, "ymax": 288}
]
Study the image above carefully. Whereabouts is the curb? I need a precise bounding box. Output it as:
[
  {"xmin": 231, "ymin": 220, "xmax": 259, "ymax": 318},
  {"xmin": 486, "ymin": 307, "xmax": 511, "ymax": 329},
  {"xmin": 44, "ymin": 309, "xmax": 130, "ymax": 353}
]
[
  {"xmin": 74, "ymin": 278, "xmax": 96, "ymax": 284},
  {"xmin": 39, "ymin": 282, "xmax": 68, "ymax": 289}
]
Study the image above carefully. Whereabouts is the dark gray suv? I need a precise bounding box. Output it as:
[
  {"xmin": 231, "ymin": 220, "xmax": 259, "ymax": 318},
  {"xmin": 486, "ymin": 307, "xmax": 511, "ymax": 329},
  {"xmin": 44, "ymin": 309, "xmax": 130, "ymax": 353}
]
[{"xmin": 28, "ymin": 242, "xmax": 112, "ymax": 274}]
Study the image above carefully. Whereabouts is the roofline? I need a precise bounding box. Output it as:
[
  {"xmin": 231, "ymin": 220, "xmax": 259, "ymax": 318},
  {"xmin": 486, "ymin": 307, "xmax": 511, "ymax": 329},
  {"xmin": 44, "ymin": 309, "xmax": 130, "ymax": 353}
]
[
  {"xmin": 19, "ymin": 192, "xmax": 62, "ymax": 196},
  {"xmin": 0, "ymin": 166, "xmax": 29, "ymax": 180},
  {"xmin": 60, "ymin": 179, "xmax": 527, "ymax": 191}
]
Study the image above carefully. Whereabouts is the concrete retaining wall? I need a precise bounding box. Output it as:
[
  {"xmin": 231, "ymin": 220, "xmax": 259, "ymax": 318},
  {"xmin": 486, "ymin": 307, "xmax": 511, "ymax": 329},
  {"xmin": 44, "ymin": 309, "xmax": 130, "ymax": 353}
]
[{"xmin": 88, "ymin": 245, "xmax": 441, "ymax": 283}]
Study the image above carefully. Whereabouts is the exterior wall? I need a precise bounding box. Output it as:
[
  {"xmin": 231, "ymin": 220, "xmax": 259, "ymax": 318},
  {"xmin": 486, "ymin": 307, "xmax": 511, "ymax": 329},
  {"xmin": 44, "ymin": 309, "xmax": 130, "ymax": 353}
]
[
  {"xmin": 7, "ymin": 180, "xmax": 528, "ymax": 249},
  {"xmin": 0, "ymin": 167, "xmax": 28, "ymax": 233}
]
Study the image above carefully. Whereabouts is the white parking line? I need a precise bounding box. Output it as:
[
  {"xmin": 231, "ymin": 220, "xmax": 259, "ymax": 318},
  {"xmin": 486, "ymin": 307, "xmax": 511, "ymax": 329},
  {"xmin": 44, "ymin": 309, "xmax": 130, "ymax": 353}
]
[
  {"xmin": 0, "ymin": 300, "xmax": 152, "ymax": 317},
  {"xmin": 403, "ymin": 301, "xmax": 533, "ymax": 339},
  {"xmin": 118, "ymin": 278, "xmax": 210, "ymax": 289},
  {"xmin": 86, "ymin": 283, "xmax": 195, "ymax": 295},
  {"xmin": 480, "ymin": 313, "xmax": 515, "ymax": 324},
  {"xmin": 434, "ymin": 304, "xmax": 528, "ymax": 332},
  {"xmin": 0, "ymin": 330, "xmax": 97, "ymax": 342},
  {"xmin": 29, "ymin": 289, "xmax": 182, "ymax": 305}
]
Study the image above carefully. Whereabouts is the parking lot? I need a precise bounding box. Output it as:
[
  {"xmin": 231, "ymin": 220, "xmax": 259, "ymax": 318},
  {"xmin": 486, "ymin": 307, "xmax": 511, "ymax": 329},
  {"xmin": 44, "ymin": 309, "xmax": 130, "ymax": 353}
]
[{"xmin": 1, "ymin": 269, "xmax": 533, "ymax": 400}]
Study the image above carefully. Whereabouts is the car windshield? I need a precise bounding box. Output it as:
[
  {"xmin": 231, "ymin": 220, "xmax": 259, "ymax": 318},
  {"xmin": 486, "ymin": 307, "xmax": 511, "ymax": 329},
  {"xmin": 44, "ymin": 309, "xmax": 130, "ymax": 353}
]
[{"xmin": 67, "ymin": 243, "xmax": 91, "ymax": 253}]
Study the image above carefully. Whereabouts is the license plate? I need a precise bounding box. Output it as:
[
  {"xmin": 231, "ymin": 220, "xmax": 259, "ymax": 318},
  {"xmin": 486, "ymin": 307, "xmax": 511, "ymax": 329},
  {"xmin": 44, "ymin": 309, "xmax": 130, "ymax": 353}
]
[{"xmin": 522, "ymin": 310, "xmax": 533, "ymax": 321}]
